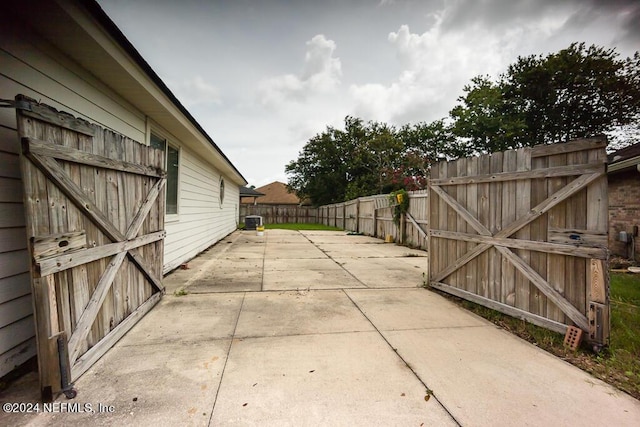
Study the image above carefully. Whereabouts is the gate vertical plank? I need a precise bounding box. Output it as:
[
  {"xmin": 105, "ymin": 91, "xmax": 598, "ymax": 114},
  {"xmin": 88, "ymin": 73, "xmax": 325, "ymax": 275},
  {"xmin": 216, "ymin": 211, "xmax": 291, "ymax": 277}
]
[
  {"xmin": 92, "ymin": 129, "xmax": 108, "ymax": 339},
  {"xmin": 120, "ymin": 134, "xmax": 133, "ymax": 320},
  {"xmin": 18, "ymin": 114, "xmax": 56, "ymax": 398},
  {"xmin": 488, "ymin": 152, "xmax": 503, "ymax": 300},
  {"xmin": 65, "ymin": 129, "xmax": 91, "ymax": 356},
  {"xmin": 135, "ymin": 144, "xmax": 146, "ymax": 306},
  {"xmin": 156, "ymin": 146, "xmax": 166, "ymax": 281},
  {"xmin": 546, "ymin": 152, "xmax": 567, "ymax": 322},
  {"xmin": 107, "ymin": 130, "xmax": 125, "ymax": 325},
  {"xmin": 529, "ymin": 154, "xmax": 548, "ymax": 317},
  {"xmin": 477, "ymin": 154, "xmax": 491, "ymax": 297},
  {"xmin": 586, "ymin": 147, "xmax": 608, "ymax": 318},
  {"xmin": 501, "ymin": 150, "xmax": 517, "ymax": 306},
  {"xmin": 132, "ymin": 141, "xmax": 146, "ymax": 304},
  {"xmin": 44, "ymin": 123, "xmax": 72, "ymax": 336},
  {"xmin": 446, "ymin": 160, "xmax": 458, "ymax": 287},
  {"xmin": 104, "ymin": 131, "xmax": 120, "ymax": 324},
  {"xmin": 438, "ymin": 162, "xmax": 448, "ymax": 285},
  {"xmin": 429, "ymin": 163, "xmax": 440, "ymax": 281},
  {"xmin": 142, "ymin": 142, "xmax": 154, "ymax": 299},
  {"xmin": 144, "ymin": 145, "xmax": 154, "ymax": 301},
  {"xmin": 456, "ymin": 158, "xmax": 468, "ymax": 288},
  {"xmin": 126, "ymin": 140, "xmax": 140, "ymax": 309},
  {"xmin": 77, "ymin": 131, "xmax": 100, "ymax": 348},
  {"xmin": 465, "ymin": 156, "xmax": 479, "ymax": 295},
  {"xmin": 566, "ymin": 149, "xmax": 588, "ymax": 318},
  {"xmin": 514, "ymin": 148, "xmax": 531, "ymax": 312}
]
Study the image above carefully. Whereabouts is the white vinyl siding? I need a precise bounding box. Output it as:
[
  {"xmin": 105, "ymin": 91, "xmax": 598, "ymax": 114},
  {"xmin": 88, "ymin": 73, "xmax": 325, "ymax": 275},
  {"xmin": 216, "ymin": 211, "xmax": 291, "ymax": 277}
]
[
  {"xmin": 163, "ymin": 146, "xmax": 240, "ymax": 273},
  {"xmin": 0, "ymin": 25, "xmax": 146, "ymax": 142}
]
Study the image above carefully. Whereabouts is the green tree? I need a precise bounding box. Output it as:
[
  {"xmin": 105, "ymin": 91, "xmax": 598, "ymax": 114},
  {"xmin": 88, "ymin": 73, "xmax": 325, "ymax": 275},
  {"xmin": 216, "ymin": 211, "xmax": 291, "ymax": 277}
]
[
  {"xmin": 396, "ymin": 120, "xmax": 461, "ymax": 186},
  {"xmin": 287, "ymin": 116, "xmax": 441, "ymax": 205},
  {"xmin": 345, "ymin": 122, "xmax": 404, "ymax": 198},
  {"xmin": 285, "ymin": 124, "xmax": 354, "ymax": 206},
  {"xmin": 450, "ymin": 43, "xmax": 640, "ymax": 151},
  {"xmin": 450, "ymin": 76, "xmax": 526, "ymax": 152}
]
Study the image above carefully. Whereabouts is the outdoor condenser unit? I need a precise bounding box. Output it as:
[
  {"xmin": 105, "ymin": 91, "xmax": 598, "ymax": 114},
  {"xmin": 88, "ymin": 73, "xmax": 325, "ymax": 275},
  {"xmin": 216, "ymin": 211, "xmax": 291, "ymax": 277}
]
[{"xmin": 245, "ymin": 215, "xmax": 263, "ymax": 230}]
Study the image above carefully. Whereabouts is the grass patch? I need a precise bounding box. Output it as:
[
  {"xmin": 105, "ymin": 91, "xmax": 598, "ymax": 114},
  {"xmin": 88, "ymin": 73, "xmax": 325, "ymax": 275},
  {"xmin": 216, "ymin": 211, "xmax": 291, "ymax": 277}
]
[
  {"xmin": 436, "ymin": 272, "xmax": 640, "ymax": 400},
  {"xmin": 264, "ymin": 223, "xmax": 343, "ymax": 231}
]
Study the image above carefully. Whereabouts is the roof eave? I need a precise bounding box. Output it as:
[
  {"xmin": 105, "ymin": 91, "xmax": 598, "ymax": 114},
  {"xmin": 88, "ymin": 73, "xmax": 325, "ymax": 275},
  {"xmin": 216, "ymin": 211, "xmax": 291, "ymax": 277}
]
[{"xmin": 608, "ymin": 155, "xmax": 640, "ymax": 174}]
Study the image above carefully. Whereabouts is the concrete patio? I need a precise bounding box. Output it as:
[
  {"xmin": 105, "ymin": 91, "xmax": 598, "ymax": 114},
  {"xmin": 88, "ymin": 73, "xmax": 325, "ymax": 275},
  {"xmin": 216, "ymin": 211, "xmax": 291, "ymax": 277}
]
[{"xmin": 2, "ymin": 229, "xmax": 639, "ymax": 426}]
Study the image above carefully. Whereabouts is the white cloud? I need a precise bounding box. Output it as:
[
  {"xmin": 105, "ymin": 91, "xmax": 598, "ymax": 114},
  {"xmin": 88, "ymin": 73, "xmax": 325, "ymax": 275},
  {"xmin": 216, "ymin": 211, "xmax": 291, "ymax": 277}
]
[
  {"xmin": 258, "ymin": 34, "xmax": 342, "ymax": 106},
  {"xmin": 168, "ymin": 76, "xmax": 222, "ymax": 107},
  {"xmin": 347, "ymin": 8, "xmax": 569, "ymax": 125}
]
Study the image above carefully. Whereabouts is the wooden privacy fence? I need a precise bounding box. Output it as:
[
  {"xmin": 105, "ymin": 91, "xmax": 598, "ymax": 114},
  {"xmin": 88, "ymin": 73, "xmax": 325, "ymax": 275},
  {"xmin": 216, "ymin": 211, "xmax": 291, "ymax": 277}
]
[
  {"xmin": 429, "ymin": 138, "xmax": 609, "ymax": 346},
  {"xmin": 240, "ymin": 204, "xmax": 318, "ymax": 224},
  {"xmin": 16, "ymin": 96, "xmax": 166, "ymax": 399},
  {"xmin": 318, "ymin": 190, "xmax": 429, "ymax": 250},
  {"xmin": 317, "ymin": 138, "xmax": 610, "ymax": 345}
]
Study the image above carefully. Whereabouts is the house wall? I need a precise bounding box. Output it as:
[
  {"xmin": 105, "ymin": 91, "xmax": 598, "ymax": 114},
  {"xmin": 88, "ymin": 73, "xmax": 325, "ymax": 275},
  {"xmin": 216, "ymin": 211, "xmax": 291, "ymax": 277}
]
[
  {"xmin": 0, "ymin": 18, "xmax": 239, "ymax": 376},
  {"xmin": 164, "ymin": 146, "xmax": 240, "ymax": 273},
  {"xmin": 608, "ymin": 169, "xmax": 640, "ymax": 261}
]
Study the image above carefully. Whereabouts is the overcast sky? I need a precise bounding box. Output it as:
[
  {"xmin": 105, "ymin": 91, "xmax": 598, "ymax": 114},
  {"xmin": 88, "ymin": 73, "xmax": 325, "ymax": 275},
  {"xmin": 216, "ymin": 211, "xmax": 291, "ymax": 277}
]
[{"xmin": 97, "ymin": 0, "xmax": 639, "ymax": 187}]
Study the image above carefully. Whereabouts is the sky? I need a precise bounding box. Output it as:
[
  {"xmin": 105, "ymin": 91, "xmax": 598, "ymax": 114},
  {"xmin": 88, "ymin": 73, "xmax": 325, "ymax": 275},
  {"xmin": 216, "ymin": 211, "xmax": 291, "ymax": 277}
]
[{"xmin": 97, "ymin": 0, "xmax": 640, "ymax": 187}]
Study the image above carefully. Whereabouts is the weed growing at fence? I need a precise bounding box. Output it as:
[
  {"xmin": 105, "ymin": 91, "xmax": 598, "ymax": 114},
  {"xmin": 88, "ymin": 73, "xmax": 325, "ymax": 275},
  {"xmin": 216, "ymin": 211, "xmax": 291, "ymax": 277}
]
[
  {"xmin": 436, "ymin": 272, "xmax": 640, "ymax": 400},
  {"xmin": 173, "ymin": 288, "xmax": 188, "ymax": 297}
]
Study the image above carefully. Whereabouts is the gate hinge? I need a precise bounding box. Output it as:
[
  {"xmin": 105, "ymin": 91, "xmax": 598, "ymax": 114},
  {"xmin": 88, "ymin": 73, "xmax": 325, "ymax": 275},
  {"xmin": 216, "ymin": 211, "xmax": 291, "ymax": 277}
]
[{"xmin": 0, "ymin": 98, "xmax": 33, "ymax": 111}]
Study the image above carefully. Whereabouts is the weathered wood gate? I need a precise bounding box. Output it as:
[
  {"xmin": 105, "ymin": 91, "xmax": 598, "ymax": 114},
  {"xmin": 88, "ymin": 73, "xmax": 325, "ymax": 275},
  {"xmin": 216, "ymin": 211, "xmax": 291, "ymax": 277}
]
[
  {"xmin": 429, "ymin": 138, "xmax": 610, "ymax": 346},
  {"xmin": 16, "ymin": 96, "xmax": 166, "ymax": 399}
]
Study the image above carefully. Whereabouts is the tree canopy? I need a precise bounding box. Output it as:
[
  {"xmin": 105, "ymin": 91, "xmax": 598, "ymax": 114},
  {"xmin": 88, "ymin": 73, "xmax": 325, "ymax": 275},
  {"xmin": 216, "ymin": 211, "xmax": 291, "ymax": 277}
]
[
  {"xmin": 287, "ymin": 43, "xmax": 640, "ymax": 205},
  {"xmin": 452, "ymin": 43, "xmax": 640, "ymax": 152}
]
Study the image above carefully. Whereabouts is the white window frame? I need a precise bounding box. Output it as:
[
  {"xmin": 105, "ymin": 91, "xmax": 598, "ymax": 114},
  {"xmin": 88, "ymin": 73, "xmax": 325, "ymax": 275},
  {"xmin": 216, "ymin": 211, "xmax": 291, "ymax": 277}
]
[
  {"xmin": 150, "ymin": 130, "xmax": 180, "ymax": 222},
  {"xmin": 219, "ymin": 176, "xmax": 225, "ymax": 209}
]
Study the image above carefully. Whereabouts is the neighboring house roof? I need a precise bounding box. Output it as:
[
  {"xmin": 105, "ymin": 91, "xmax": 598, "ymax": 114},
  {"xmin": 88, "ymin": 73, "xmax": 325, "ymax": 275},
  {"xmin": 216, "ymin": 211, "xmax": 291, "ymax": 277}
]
[
  {"xmin": 250, "ymin": 181, "xmax": 303, "ymax": 205},
  {"xmin": 240, "ymin": 186, "xmax": 265, "ymax": 197},
  {"xmin": 608, "ymin": 142, "xmax": 640, "ymax": 174},
  {"xmin": 9, "ymin": 0, "xmax": 247, "ymax": 186}
]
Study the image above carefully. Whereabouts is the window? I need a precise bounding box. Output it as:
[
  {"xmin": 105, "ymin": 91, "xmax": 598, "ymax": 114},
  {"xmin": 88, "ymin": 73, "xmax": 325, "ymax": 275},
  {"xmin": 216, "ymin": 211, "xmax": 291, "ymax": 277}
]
[
  {"xmin": 151, "ymin": 132, "xmax": 179, "ymax": 215},
  {"xmin": 219, "ymin": 177, "xmax": 225, "ymax": 208},
  {"xmin": 166, "ymin": 145, "xmax": 179, "ymax": 215}
]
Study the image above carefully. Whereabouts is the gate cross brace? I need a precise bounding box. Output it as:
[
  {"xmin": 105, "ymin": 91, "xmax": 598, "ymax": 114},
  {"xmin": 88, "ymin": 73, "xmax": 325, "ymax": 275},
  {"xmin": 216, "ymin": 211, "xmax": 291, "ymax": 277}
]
[
  {"xmin": 25, "ymin": 152, "xmax": 166, "ymax": 363},
  {"xmin": 429, "ymin": 172, "xmax": 602, "ymax": 330}
]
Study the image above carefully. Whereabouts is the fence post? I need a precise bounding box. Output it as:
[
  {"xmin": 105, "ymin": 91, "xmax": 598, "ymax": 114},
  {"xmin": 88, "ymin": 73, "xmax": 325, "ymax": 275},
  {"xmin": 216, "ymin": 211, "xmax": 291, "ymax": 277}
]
[
  {"xmin": 342, "ymin": 203, "xmax": 346, "ymax": 229},
  {"xmin": 373, "ymin": 206, "xmax": 377, "ymax": 238},
  {"xmin": 355, "ymin": 198, "xmax": 360, "ymax": 233}
]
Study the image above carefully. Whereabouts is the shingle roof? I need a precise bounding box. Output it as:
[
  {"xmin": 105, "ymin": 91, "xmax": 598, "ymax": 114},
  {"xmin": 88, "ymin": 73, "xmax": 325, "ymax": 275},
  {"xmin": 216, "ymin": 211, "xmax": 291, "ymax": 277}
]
[
  {"xmin": 608, "ymin": 142, "xmax": 640, "ymax": 164},
  {"xmin": 240, "ymin": 186, "xmax": 265, "ymax": 197},
  {"xmin": 608, "ymin": 142, "xmax": 640, "ymax": 173}
]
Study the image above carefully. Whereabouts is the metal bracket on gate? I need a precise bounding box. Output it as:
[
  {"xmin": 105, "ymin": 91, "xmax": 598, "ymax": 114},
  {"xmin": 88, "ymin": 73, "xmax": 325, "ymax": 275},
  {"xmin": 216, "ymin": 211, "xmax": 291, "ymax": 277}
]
[
  {"xmin": 588, "ymin": 302, "xmax": 610, "ymax": 350},
  {"xmin": 56, "ymin": 335, "xmax": 77, "ymax": 399}
]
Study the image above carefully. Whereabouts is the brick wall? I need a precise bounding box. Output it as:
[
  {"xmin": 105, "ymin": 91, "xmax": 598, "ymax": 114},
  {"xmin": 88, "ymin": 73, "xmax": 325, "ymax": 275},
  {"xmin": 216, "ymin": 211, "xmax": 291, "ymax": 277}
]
[{"xmin": 608, "ymin": 169, "xmax": 640, "ymax": 260}]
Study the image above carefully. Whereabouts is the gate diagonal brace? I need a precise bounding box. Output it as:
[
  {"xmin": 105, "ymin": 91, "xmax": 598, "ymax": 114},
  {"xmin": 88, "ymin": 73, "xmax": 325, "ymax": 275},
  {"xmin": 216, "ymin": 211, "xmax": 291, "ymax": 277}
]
[
  {"xmin": 431, "ymin": 172, "xmax": 602, "ymax": 284},
  {"xmin": 24, "ymin": 150, "xmax": 164, "ymax": 292}
]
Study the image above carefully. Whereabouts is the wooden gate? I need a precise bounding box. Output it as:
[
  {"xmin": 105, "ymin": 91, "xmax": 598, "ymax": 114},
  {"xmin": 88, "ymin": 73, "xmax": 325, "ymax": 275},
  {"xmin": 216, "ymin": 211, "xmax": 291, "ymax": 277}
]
[
  {"xmin": 429, "ymin": 138, "xmax": 610, "ymax": 346},
  {"xmin": 16, "ymin": 96, "xmax": 166, "ymax": 399}
]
